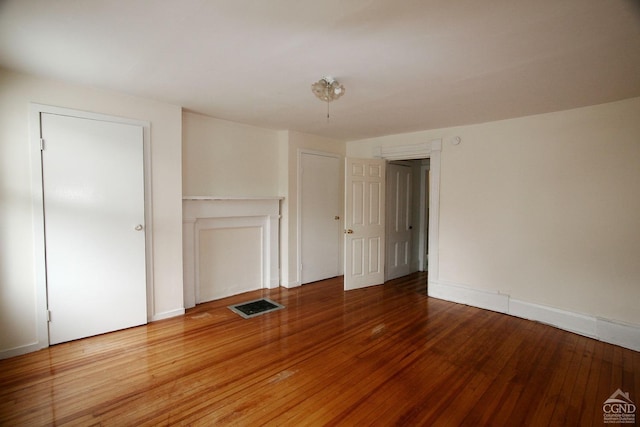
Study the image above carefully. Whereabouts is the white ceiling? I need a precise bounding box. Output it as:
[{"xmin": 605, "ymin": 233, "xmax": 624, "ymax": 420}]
[{"xmin": 1, "ymin": 0, "xmax": 639, "ymax": 140}]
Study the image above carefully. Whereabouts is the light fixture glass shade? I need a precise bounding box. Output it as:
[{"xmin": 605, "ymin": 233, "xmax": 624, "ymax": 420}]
[{"xmin": 311, "ymin": 77, "xmax": 345, "ymax": 102}]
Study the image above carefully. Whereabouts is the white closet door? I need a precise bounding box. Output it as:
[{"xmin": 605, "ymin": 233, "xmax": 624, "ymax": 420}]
[
  {"xmin": 41, "ymin": 113, "xmax": 147, "ymax": 345},
  {"xmin": 300, "ymin": 152, "xmax": 341, "ymax": 284}
]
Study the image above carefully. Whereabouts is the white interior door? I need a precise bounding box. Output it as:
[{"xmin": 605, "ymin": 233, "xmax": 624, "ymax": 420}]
[
  {"xmin": 300, "ymin": 152, "xmax": 341, "ymax": 284},
  {"xmin": 344, "ymin": 158, "xmax": 385, "ymax": 290},
  {"xmin": 41, "ymin": 113, "xmax": 147, "ymax": 345},
  {"xmin": 386, "ymin": 163, "xmax": 413, "ymax": 280}
]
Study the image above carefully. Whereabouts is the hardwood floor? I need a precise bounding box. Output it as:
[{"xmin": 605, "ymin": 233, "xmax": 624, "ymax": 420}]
[{"xmin": 1, "ymin": 272, "xmax": 638, "ymax": 426}]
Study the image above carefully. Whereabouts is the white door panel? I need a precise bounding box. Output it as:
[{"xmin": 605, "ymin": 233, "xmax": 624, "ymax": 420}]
[
  {"xmin": 344, "ymin": 158, "xmax": 385, "ymax": 290},
  {"xmin": 386, "ymin": 163, "xmax": 412, "ymax": 280},
  {"xmin": 41, "ymin": 113, "xmax": 147, "ymax": 345},
  {"xmin": 301, "ymin": 153, "xmax": 341, "ymax": 284}
]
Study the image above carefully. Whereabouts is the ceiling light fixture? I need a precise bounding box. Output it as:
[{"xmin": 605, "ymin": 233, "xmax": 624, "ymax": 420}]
[{"xmin": 311, "ymin": 76, "xmax": 345, "ymax": 121}]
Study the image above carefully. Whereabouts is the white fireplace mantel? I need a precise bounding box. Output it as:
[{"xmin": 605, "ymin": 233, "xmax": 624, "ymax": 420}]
[{"xmin": 182, "ymin": 197, "xmax": 283, "ymax": 309}]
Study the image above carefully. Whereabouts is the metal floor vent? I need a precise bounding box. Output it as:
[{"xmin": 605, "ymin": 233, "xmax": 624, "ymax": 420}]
[{"xmin": 228, "ymin": 298, "xmax": 285, "ymax": 319}]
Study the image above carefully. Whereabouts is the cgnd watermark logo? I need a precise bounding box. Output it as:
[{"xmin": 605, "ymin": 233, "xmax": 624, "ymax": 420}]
[{"xmin": 603, "ymin": 389, "xmax": 636, "ymax": 424}]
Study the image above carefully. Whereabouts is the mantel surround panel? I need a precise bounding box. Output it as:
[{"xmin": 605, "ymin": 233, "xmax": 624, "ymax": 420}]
[{"xmin": 183, "ymin": 197, "xmax": 282, "ymax": 309}]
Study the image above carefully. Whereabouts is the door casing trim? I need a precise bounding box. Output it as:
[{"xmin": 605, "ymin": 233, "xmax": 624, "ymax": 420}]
[{"xmin": 373, "ymin": 140, "xmax": 441, "ymax": 284}]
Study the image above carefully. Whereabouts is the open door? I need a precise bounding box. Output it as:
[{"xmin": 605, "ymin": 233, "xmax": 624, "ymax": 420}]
[
  {"xmin": 344, "ymin": 158, "xmax": 385, "ymax": 290},
  {"xmin": 385, "ymin": 162, "xmax": 413, "ymax": 280}
]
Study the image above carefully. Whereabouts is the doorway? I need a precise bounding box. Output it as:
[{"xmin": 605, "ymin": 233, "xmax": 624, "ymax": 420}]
[
  {"xmin": 342, "ymin": 140, "xmax": 441, "ymax": 291},
  {"xmin": 367, "ymin": 138, "xmax": 441, "ymax": 289},
  {"xmin": 385, "ymin": 159, "xmax": 430, "ymax": 281}
]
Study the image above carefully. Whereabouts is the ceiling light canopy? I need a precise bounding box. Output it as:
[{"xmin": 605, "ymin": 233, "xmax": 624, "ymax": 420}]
[{"xmin": 311, "ymin": 77, "xmax": 345, "ymax": 121}]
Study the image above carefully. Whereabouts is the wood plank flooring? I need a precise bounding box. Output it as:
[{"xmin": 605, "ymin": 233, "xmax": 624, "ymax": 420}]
[{"xmin": 1, "ymin": 273, "xmax": 638, "ymax": 426}]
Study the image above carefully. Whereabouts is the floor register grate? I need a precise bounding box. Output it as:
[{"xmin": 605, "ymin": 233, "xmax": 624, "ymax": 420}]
[{"xmin": 228, "ymin": 298, "xmax": 285, "ymax": 319}]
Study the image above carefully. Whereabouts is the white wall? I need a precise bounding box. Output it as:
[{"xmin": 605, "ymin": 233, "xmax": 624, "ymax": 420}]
[
  {"xmin": 0, "ymin": 68, "xmax": 184, "ymax": 357},
  {"xmin": 347, "ymin": 98, "xmax": 640, "ymax": 348},
  {"xmin": 182, "ymin": 111, "xmax": 281, "ymax": 197}
]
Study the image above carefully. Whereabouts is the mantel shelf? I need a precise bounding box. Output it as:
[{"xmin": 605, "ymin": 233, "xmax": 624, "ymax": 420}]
[{"xmin": 182, "ymin": 196, "xmax": 284, "ymax": 201}]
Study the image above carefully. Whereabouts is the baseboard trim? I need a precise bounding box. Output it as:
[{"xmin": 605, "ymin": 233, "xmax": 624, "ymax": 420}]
[
  {"xmin": 429, "ymin": 280, "xmax": 509, "ymax": 314},
  {"xmin": 429, "ymin": 280, "xmax": 640, "ymax": 352},
  {"xmin": 282, "ymin": 281, "xmax": 301, "ymax": 288},
  {"xmin": 151, "ymin": 308, "xmax": 185, "ymax": 322},
  {"xmin": 269, "ymin": 277, "xmax": 280, "ymax": 289},
  {"xmin": 0, "ymin": 342, "xmax": 46, "ymax": 360},
  {"xmin": 510, "ymin": 299, "xmax": 597, "ymax": 339},
  {"xmin": 597, "ymin": 319, "xmax": 640, "ymax": 352}
]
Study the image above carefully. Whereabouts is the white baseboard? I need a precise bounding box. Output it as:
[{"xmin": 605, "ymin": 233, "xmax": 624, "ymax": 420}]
[
  {"xmin": 429, "ymin": 280, "xmax": 640, "ymax": 352},
  {"xmin": 0, "ymin": 342, "xmax": 46, "ymax": 360},
  {"xmin": 597, "ymin": 319, "xmax": 640, "ymax": 352},
  {"xmin": 151, "ymin": 308, "xmax": 185, "ymax": 321},
  {"xmin": 429, "ymin": 280, "xmax": 509, "ymax": 314},
  {"xmin": 281, "ymin": 280, "xmax": 301, "ymax": 288},
  {"xmin": 509, "ymin": 299, "xmax": 597, "ymax": 338}
]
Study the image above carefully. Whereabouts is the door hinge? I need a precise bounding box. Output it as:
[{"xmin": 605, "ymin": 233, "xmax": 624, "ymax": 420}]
[
  {"xmin": 40, "ymin": 138, "xmax": 45, "ymax": 151},
  {"xmin": 46, "ymin": 310, "xmax": 51, "ymax": 322}
]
